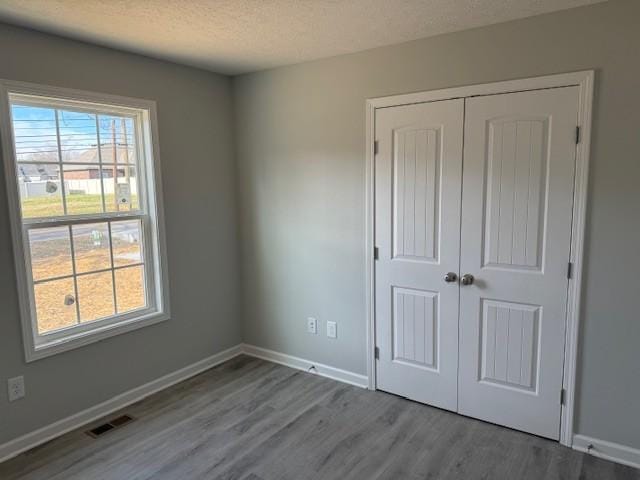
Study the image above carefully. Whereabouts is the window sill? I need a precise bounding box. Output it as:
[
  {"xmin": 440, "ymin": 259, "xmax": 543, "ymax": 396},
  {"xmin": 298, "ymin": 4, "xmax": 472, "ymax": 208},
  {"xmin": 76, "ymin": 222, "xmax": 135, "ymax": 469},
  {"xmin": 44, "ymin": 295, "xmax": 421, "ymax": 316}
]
[{"xmin": 26, "ymin": 310, "xmax": 170, "ymax": 362}]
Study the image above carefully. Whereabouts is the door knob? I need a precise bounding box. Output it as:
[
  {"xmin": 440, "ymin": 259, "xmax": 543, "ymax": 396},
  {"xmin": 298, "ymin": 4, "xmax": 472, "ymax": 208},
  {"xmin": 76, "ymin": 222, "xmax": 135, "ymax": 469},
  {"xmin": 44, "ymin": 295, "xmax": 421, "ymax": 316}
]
[
  {"xmin": 444, "ymin": 272, "xmax": 458, "ymax": 283},
  {"xmin": 461, "ymin": 274, "xmax": 474, "ymax": 286}
]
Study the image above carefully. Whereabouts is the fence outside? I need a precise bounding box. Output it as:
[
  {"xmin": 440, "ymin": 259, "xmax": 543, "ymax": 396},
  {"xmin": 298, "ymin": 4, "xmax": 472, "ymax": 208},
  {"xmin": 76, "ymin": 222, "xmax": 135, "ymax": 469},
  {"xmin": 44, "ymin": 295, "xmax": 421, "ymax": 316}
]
[{"xmin": 19, "ymin": 179, "xmax": 138, "ymax": 199}]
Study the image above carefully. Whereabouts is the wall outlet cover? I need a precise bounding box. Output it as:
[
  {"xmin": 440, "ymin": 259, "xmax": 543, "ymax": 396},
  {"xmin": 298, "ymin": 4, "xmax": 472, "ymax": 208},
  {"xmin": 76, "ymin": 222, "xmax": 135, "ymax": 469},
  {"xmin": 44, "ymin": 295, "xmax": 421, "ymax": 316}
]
[
  {"xmin": 8, "ymin": 376, "xmax": 25, "ymax": 402},
  {"xmin": 327, "ymin": 321, "xmax": 337, "ymax": 339},
  {"xmin": 307, "ymin": 317, "xmax": 318, "ymax": 334}
]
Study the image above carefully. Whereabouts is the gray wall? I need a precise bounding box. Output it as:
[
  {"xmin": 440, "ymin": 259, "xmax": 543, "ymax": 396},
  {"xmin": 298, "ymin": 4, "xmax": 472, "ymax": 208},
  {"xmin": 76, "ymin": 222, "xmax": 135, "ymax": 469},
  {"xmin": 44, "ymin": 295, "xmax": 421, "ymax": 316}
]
[
  {"xmin": 1, "ymin": 0, "xmax": 638, "ymax": 454},
  {"xmin": 0, "ymin": 23, "xmax": 241, "ymax": 444},
  {"xmin": 234, "ymin": 0, "xmax": 640, "ymax": 449}
]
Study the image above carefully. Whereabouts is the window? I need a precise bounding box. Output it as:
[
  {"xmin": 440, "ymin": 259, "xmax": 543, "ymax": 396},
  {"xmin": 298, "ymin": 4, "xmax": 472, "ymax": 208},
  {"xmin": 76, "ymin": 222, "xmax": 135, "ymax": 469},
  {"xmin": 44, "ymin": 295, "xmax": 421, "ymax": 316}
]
[{"xmin": 0, "ymin": 81, "xmax": 169, "ymax": 361}]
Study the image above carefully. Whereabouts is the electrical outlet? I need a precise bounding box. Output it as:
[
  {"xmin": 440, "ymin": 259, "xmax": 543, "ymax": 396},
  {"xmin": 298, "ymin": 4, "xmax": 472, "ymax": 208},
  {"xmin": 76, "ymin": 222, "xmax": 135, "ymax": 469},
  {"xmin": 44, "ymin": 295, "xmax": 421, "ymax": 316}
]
[
  {"xmin": 327, "ymin": 321, "xmax": 337, "ymax": 339},
  {"xmin": 307, "ymin": 317, "xmax": 318, "ymax": 334},
  {"xmin": 8, "ymin": 376, "xmax": 25, "ymax": 402}
]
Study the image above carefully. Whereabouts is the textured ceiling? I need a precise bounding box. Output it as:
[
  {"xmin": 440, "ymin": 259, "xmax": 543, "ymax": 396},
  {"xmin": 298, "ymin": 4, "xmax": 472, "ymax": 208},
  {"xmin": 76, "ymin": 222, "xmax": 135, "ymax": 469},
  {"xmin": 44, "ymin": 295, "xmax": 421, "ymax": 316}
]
[{"xmin": 0, "ymin": 0, "xmax": 606, "ymax": 75}]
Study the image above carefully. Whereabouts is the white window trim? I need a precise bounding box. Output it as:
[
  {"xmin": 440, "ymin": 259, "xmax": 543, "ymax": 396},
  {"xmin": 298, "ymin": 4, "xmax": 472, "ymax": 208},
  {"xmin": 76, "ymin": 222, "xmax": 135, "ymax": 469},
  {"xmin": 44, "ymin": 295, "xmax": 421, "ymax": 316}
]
[{"xmin": 0, "ymin": 79, "xmax": 170, "ymax": 362}]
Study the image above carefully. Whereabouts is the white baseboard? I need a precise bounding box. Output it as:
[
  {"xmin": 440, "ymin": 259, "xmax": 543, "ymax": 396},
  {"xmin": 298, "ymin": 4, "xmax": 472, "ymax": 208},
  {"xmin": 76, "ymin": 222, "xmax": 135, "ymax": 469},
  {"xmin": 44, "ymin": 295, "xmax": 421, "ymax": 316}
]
[
  {"xmin": 0, "ymin": 344, "xmax": 243, "ymax": 464},
  {"xmin": 241, "ymin": 343, "xmax": 369, "ymax": 389},
  {"xmin": 573, "ymin": 434, "xmax": 640, "ymax": 470}
]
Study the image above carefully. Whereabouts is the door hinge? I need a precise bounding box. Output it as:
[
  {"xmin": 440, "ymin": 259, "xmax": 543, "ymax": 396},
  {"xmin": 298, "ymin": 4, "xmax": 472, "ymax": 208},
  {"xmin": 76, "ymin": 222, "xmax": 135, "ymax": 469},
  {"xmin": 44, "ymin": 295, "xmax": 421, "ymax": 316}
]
[
  {"xmin": 374, "ymin": 140, "xmax": 379, "ymax": 155},
  {"xmin": 374, "ymin": 346, "xmax": 380, "ymax": 359},
  {"xmin": 575, "ymin": 126, "xmax": 581, "ymax": 145},
  {"xmin": 374, "ymin": 246, "xmax": 379, "ymax": 260},
  {"xmin": 560, "ymin": 388, "xmax": 566, "ymax": 405},
  {"xmin": 567, "ymin": 262, "xmax": 573, "ymax": 279}
]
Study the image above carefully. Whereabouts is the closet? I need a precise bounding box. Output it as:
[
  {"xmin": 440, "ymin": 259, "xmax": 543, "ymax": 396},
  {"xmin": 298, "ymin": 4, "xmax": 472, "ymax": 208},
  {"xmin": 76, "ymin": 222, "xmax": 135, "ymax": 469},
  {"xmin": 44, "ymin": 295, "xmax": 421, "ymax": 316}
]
[{"xmin": 373, "ymin": 85, "xmax": 579, "ymax": 440}]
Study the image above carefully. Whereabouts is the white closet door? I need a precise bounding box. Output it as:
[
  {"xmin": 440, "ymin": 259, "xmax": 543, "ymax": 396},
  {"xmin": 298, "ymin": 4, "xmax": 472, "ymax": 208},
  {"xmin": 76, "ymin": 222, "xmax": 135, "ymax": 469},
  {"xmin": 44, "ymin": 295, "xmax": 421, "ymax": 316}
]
[
  {"xmin": 374, "ymin": 99, "xmax": 463, "ymax": 411},
  {"xmin": 458, "ymin": 87, "xmax": 579, "ymax": 439}
]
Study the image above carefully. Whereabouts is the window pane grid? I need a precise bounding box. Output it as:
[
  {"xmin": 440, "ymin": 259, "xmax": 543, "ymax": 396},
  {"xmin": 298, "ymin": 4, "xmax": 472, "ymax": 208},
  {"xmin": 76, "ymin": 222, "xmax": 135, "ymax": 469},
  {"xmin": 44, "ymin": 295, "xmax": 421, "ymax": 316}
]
[
  {"xmin": 7, "ymin": 89, "xmax": 163, "ymax": 353},
  {"xmin": 72, "ymin": 222, "xmax": 111, "ymax": 273},
  {"xmin": 95, "ymin": 114, "xmax": 107, "ymax": 214},
  {"xmin": 34, "ymin": 278, "xmax": 77, "ymax": 334},
  {"xmin": 17, "ymin": 160, "xmax": 135, "ymax": 167},
  {"xmin": 54, "ymin": 109, "xmax": 68, "ymax": 216},
  {"xmin": 13, "ymin": 103, "xmax": 140, "ymax": 221},
  {"xmin": 32, "ymin": 262, "xmax": 146, "ymax": 285},
  {"xmin": 65, "ymin": 224, "xmax": 81, "ymax": 327},
  {"xmin": 107, "ymin": 222, "xmax": 118, "ymax": 313},
  {"xmin": 23, "ymin": 211, "xmax": 145, "ymax": 227},
  {"xmin": 27, "ymin": 218, "xmax": 146, "ymax": 333},
  {"xmin": 115, "ymin": 265, "xmax": 147, "ymax": 315}
]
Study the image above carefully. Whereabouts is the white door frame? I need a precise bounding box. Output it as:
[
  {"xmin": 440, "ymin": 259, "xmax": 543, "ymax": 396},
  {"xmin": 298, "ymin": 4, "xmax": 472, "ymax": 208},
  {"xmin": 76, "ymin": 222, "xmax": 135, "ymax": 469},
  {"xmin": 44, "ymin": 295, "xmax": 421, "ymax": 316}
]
[{"xmin": 364, "ymin": 70, "xmax": 595, "ymax": 447}]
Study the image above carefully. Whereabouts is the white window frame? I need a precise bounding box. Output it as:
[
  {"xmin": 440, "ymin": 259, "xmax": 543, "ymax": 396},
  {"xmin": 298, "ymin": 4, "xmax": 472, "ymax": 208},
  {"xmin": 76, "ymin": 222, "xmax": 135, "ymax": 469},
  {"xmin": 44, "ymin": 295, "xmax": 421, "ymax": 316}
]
[{"xmin": 0, "ymin": 80, "xmax": 170, "ymax": 362}]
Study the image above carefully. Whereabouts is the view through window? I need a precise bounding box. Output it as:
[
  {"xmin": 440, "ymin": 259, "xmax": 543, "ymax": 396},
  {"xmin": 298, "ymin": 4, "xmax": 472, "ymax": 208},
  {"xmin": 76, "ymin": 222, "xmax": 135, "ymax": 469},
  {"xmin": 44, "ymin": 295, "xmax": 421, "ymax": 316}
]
[{"xmin": 2, "ymin": 86, "xmax": 167, "ymax": 356}]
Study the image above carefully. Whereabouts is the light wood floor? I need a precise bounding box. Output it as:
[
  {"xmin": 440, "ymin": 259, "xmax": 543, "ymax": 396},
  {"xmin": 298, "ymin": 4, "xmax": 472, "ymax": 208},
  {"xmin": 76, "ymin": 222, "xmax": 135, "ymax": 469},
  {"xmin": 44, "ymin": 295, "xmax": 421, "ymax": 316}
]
[{"xmin": 1, "ymin": 355, "xmax": 638, "ymax": 480}]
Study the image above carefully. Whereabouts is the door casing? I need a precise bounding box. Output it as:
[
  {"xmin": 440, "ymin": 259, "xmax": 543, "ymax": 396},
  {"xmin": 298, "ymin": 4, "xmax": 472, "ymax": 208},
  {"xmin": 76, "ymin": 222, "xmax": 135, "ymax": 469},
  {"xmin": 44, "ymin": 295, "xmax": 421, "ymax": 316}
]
[{"xmin": 364, "ymin": 70, "xmax": 595, "ymax": 447}]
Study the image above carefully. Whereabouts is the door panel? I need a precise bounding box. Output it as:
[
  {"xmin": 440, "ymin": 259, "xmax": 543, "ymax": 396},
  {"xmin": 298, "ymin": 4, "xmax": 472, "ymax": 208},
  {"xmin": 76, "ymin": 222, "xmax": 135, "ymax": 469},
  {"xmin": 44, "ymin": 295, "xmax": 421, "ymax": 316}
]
[
  {"xmin": 393, "ymin": 127, "xmax": 440, "ymax": 261},
  {"xmin": 484, "ymin": 117, "xmax": 547, "ymax": 270},
  {"xmin": 458, "ymin": 87, "xmax": 579, "ymax": 439},
  {"xmin": 393, "ymin": 287, "xmax": 438, "ymax": 368},
  {"xmin": 375, "ymin": 99, "xmax": 463, "ymax": 410},
  {"xmin": 480, "ymin": 300, "xmax": 539, "ymax": 390}
]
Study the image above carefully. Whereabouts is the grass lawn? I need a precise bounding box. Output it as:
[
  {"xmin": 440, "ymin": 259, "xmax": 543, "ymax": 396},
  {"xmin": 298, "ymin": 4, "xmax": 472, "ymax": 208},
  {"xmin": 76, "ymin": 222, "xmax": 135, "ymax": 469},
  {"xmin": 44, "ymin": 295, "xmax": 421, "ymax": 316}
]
[
  {"xmin": 33, "ymin": 246, "xmax": 146, "ymax": 333},
  {"xmin": 21, "ymin": 192, "xmax": 144, "ymax": 333},
  {"xmin": 22, "ymin": 193, "xmax": 139, "ymax": 218}
]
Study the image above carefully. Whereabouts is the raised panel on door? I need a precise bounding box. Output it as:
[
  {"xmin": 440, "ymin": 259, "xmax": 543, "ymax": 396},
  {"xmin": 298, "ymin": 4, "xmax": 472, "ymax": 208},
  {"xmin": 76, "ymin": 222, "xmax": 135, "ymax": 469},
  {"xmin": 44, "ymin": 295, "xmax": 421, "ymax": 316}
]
[
  {"xmin": 480, "ymin": 300, "xmax": 539, "ymax": 391},
  {"xmin": 458, "ymin": 87, "xmax": 579, "ymax": 439},
  {"xmin": 393, "ymin": 127, "xmax": 440, "ymax": 262},
  {"xmin": 484, "ymin": 117, "xmax": 547, "ymax": 271},
  {"xmin": 393, "ymin": 287, "xmax": 438, "ymax": 369},
  {"xmin": 375, "ymin": 99, "xmax": 463, "ymax": 411}
]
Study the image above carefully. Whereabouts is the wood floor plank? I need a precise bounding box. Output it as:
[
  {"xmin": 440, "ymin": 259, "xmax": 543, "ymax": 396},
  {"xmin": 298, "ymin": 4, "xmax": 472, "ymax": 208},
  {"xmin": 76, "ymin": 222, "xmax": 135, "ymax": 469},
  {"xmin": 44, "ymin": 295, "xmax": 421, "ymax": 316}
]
[
  {"xmin": 1, "ymin": 355, "xmax": 270, "ymax": 480},
  {"xmin": 57, "ymin": 361, "xmax": 305, "ymax": 480},
  {"xmin": 0, "ymin": 356, "xmax": 637, "ymax": 480}
]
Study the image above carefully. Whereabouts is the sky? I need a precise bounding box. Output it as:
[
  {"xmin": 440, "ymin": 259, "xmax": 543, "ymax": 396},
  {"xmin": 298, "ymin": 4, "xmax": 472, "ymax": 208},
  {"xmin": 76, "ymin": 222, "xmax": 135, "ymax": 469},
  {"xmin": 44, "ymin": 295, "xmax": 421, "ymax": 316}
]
[{"xmin": 11, "ymin": 103, "xmax": 135, "ymax": 166}]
